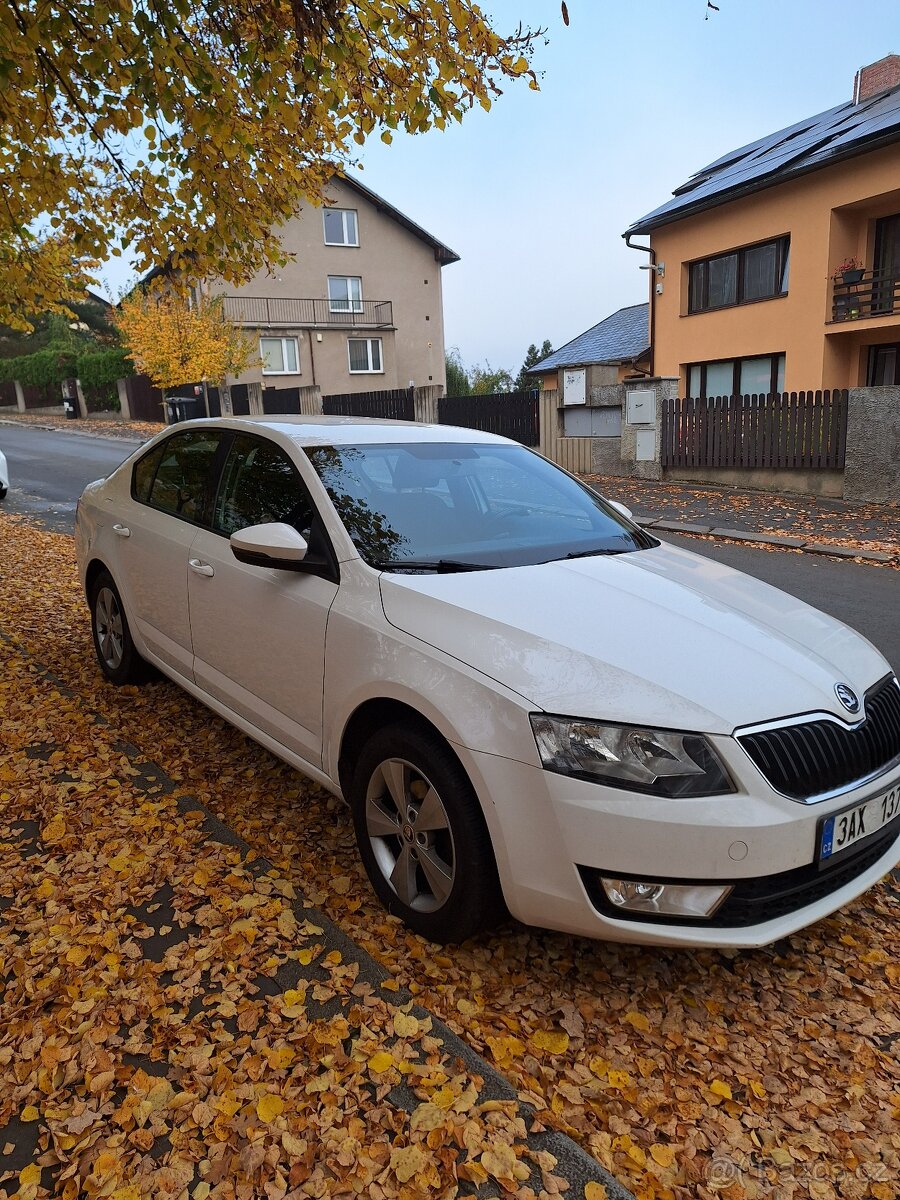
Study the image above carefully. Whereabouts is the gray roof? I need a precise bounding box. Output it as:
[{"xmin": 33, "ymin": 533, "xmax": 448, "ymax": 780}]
[
  {"xmin": 627, "ymin": 82, "xmax": 900, "ymax": 234},
  {"xmin": 528, "ymin": 303, "xmax": 649, "ymax": 373}
]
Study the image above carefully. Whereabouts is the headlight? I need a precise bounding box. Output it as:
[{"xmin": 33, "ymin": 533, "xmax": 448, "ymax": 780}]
[{"xmin": 529, "ymin": 714, "xmax": 734, "ymax": 797}]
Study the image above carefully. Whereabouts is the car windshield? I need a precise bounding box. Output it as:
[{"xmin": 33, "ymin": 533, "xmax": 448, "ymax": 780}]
[{"xmin": 304, "ymin": 442, "xmax": 657, "ymax": 571}]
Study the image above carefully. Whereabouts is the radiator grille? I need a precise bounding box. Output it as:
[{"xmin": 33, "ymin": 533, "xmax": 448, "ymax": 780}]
[{"xmin": 738, "ymin": 677, "xmax": 900, "ymax": 800}]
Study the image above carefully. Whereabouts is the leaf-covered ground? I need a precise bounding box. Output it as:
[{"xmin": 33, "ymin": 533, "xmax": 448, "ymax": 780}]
[
  {"xmin": 0, "ymin": 415, "xmax": 165, "ymax": 441},
  {"xmin": 1, "ymin": 514, "xmax": 898, "ymax": 1200}
]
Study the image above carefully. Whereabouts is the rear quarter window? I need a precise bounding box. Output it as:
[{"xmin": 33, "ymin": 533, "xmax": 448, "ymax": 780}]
[{"xmin": 132, "ymin": 443, "xmax": 165, "ymax": 502}]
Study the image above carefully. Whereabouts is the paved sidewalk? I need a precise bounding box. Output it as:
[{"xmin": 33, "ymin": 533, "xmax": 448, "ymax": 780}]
[
  {"xmin": 0, "ymin": 629, "xmax": 627, "ymax": 1200},
  {"xmin": 584, "ymin": 473, "xmax": 899, "ymax": 564}
]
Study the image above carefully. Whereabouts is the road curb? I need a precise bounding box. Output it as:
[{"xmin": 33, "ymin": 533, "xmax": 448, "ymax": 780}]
[
  {"xmin": 0, "ymin": 627, "xmax": 634, "ymax": 1200},
  {"xmin": 635, "ymin": 514, "xmax": 898, "ymax": 565}
]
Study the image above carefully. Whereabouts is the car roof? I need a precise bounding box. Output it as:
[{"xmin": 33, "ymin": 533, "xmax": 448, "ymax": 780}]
[{"xmin": 175, "ymin": 415, "xmax": 514, "ymax": 447}]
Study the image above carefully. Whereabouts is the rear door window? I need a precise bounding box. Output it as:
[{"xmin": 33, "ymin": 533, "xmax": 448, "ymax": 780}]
[{"xmin": 140, "ymin": 431, "xmax": 222, "ymax": 523}]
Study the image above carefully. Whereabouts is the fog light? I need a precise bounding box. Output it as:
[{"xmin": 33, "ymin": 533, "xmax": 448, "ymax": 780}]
[{"xmin": 600, "ymin": 877, "xmax": 731, "ymax": 919}]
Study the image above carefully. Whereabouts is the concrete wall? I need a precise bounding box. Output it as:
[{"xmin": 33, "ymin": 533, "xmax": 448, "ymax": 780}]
[
  {"xmin": 210, "ymin": 177, "xmax": 450, "ymax": 397},
  {"xmin": 844, "ymin": 385, "xmax": 900, "ymax": 503},
  {"xmin": 664, "ymin": 466, "xmax": 844, "ymax": 498}
]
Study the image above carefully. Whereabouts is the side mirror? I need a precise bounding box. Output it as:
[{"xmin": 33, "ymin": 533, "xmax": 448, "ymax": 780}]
[
  {"xmin": 230, "ymin": 522, "xmax": 309, "ymax": 570},
  {"xmin": 609, "ymin": 500, "xmax": 634, "ymax": 522}
]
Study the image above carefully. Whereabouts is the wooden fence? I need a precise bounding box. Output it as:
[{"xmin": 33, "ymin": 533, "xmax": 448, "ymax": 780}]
[
  {"xmin": 438, "ymin": 391, "xmax": 540, "ymax": 446},
  {"xmin": 322, "ymin": 387, "xmax": 415, "ymax": 421},
  {"xmin": 662, "ymin": 390, "xmax": 848, "ymax": 470}
]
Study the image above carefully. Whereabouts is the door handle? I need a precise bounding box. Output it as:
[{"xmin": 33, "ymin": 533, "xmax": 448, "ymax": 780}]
[
  {"xmin": 189, "ymin": 559, "xmax": 215, "ymax": 577},
  {"xmin": 112, "ymin": 523, "xmax": 131, "ymax": 538}
]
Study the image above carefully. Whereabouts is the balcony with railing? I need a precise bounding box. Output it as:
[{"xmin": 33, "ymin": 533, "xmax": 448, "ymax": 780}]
[
  {"xmin": 222, "ymin": 296, "xmax": 394, "ymax": 329},
  {"xmin": 830, "ymin": 268, "xmax": 900, "ymax": 323}
]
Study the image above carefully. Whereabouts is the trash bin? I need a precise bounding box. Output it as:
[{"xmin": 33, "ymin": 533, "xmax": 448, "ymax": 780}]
[
  {"xmin": 63, "ymin": 400, "xmax": 79, "ymax": 420},
  {"xmin": 165, "ymin": 397, "xmax": 202, "ymax": 424}
]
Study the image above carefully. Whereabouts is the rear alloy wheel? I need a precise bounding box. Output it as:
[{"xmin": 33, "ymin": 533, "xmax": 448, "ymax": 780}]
[
  {"xmin": 350, "ymin": 724, "xmax": 504, "ymax": 943},
  {"xmin": 89, "ymin": 571, "xmax": 151, "ymax": 686}
]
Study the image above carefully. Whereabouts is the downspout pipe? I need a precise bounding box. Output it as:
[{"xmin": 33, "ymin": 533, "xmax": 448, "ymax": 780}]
[{"xmin": 624, "ymin": 232, "xmax": 656, "ymax": 378}]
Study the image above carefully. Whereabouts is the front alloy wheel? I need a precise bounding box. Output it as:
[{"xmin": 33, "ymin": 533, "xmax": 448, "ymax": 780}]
[
  {"xmin": 365, "ymin": 758, "xmax": 456, "ymax": 913},
  {"xmin": 350, "ymin": 724, "xmax": 504, "ymax": 943}
]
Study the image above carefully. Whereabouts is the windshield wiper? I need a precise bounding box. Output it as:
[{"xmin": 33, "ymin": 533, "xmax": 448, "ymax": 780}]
[
  {"xmin": 559, "ymin": 547, "xmax": 630, "ymax": 561},
  {"xmin": 371, "ymin": 559, "xmax": 496, "ymax": 574}
]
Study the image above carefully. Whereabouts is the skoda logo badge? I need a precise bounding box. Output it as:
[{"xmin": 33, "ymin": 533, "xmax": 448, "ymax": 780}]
[{"xmin": 835, "ymin": 683, "xmax": 860, "ymax": 714}]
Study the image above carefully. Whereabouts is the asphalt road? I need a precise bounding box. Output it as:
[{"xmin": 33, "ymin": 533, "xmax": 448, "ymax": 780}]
[
  {"xmin": 0, "ymin": 423, "xmax": 142, "ymax": 531},
  {"xmin": 1, "ymin": 423, "xmax": 897, "ymax": 668}
]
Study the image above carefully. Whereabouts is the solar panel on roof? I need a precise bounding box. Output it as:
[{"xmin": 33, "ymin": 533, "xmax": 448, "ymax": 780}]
[{"xmin": 627, "ymin": 87, "xmax": 900, "ymax": 232}]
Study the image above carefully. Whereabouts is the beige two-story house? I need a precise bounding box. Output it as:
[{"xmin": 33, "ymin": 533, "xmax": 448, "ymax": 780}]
[{"xmin": 207, "ymin": 175, "xmax": 458, "ymax": 412}]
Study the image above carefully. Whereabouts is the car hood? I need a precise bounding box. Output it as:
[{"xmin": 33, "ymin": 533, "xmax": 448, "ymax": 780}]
[{"xmin": 379, "ymin": 543, "xmax": 889, "ymax": 734}]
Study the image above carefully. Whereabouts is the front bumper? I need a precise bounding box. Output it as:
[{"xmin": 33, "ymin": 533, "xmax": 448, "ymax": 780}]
[{"xmin": 462, "ymin": 743, "xmax": 900, "ymax": 948}]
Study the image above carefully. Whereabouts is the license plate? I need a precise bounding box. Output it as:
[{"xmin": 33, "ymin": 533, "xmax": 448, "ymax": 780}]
[{"xmin": 819, "ymin": 782, "xmax": 900, "ymax": 861}]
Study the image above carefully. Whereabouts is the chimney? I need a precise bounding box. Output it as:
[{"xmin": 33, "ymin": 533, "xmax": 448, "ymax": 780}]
[{"xmin": 853, "ymin": 54, "xmax": 900, "ymax": 103}]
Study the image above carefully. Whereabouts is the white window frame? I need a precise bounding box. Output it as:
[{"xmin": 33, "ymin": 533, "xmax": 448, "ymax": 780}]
[
  {"xmin": 260, "ymin": 336, "xmax": 300, "ymax": 376},
  {"xmin": 348, "ymin": 337, "xmax": 383, "ymax": 374},
  {"xmin": 328, "ymin": 275, "xmax": 364, "ymax": 313},
  {"xmin": 323, "ymin": 208, "xmax": 359, "ymax": 247}
]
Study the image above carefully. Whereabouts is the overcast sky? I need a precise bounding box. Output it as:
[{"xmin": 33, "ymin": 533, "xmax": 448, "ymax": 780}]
[{"xmin": 98, "ymin": 0, "xmax": 900, "ymax": 376}]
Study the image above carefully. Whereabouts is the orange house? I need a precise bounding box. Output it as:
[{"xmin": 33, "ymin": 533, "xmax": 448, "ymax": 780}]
[{"xmin": 625, "ymin": 55, "xmax": 900, "ymax": 397}]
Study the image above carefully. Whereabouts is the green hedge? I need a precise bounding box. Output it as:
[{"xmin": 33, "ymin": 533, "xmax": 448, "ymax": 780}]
[
  {"xmin": 77, "ymin": 348, "xmax": 133, "ymax": 412},
  {"xmin": 0, "ymin": 345, "xmax": 133, "ymax": 412},
  {"xmin": 0, "ymin": 347, "xmax": 76, "ymax": 389}
]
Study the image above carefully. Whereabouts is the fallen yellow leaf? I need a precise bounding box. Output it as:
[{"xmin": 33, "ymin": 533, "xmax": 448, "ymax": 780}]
[
  {"xmin": 368, "ymin": 1051, "xmax": 394, "ymax": 1073},
  {"xmin": 585, "ymin": 1183, "xmax": 609, "ymax": 1200},
  {"xmin": 624, "ymin": 1010, "xmax": 651, "ymax": 1033},
  {"xmin": 709, "ymin": 1079, "xmax": 733, "ymax": 1100},
  {"xmin": 256, "ymin": 1093, "xmax": 284, "ymax": 1122},
  {"xmin": 481, "ymin": 1143, "xmax": 519, "ymax": 1181},
  {"xmin": 390, "ymin": 1144, "xmax": 426, "ymax": 1183},
  {"xmin": 393, "ymin": 1011, "xmax": 420, "ymax": 1038},
  {"xmin": 532, "ymin": 1029, "xmax": 569, "ymax": 1054},
  {"xmin": 21, "ymin": 1105, "xmax": 39, "ymax": 1122},
  {"xmin": 649, "ymin": 1144, "xmax": 675, "ymax": 1168}
]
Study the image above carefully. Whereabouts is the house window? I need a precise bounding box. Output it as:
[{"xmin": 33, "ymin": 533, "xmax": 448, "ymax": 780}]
[
  {"xmin": 348, "ymin": 337, "xmax": 383, "ymax": 373},
  {"xmin": 686, "ymin": 353, "xmax": 785, "ymax": 398},
  {"xmin": 260, "ymin": 336, "xmax": 299, "ymax": 375},
  {"xmin": 328, "ymin": 276, "xmax": 363, "ymax": 313},
  {"xmin": 689, "ymin": 236, "xmax": 790, "ymax": 313},
  {"xmin": 323, "ymin": 208, "xmax": 359, "ymax": 246},
  {"xmin": 867, "ymin": 343, "xmax": 900, "ymax": 385}
]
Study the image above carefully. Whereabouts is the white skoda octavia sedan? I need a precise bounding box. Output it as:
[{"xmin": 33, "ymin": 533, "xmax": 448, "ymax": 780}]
[{"xmin": 75, "ymin": 417, "xmax": 900, "ymax": 947}]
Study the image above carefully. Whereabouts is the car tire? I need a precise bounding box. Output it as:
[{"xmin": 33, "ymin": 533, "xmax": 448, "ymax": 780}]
[
  {"xmin": 0, "ymin": 486, "xmax": 7, "ymax": 500},
  {"xmin": 89, "ymin": 570, "xmax": 152, "ymax": 686},
  {"xmin": 349, "ymin": 723, "xmax": 505, "ymax": 943}
]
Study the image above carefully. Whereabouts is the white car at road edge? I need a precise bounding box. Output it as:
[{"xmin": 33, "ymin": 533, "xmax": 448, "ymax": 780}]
[
  {"xmin": 0, "ymin": 446, "xmax": 8, "ymax": 499},
  {"xmin": 74, "ymin": 417, "xmax": 900, "ymax": 947}
]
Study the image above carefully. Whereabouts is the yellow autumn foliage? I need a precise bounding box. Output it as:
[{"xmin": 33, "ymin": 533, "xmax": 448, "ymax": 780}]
[
  {"xmin": 2, "ymin": 1, "xmax": 541, "ymax": 319},
  {"xmin": 115, "ymin": 292, "xmax": 256, "ymax": 392}
]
